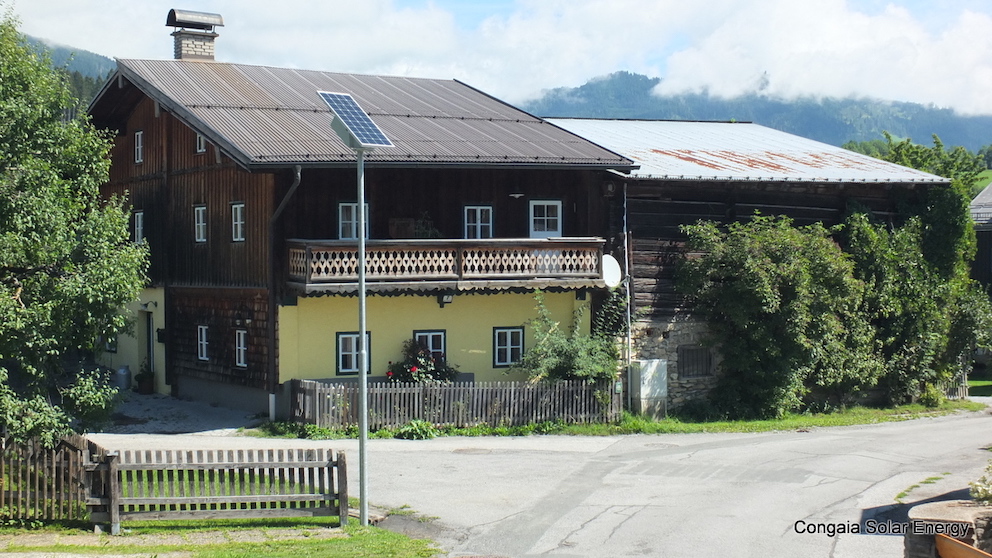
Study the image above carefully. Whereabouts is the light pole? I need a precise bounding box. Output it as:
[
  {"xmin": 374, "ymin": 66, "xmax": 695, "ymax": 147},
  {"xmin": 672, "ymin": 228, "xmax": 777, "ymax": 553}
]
[{"xmin": 317, "ymin": 91, "xmax": 393, "ymax": 527}]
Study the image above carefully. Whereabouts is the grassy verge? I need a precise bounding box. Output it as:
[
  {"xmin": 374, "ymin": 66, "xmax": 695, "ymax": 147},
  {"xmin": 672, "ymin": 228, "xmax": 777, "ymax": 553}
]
[
  {"xmin": 248, "ymin": 399, "xmax": 985, "ymax": 440},
  {"xmin": 0, "ymin": 522, "xmax": 440, "ymax": 557}
]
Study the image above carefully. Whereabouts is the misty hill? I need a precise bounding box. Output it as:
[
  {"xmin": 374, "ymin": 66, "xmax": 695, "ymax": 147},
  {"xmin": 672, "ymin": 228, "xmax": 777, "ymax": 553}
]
[
  {"xmin": 27, "ymin": 36, "xmax": 115, "ymax": 78},
  {"xmin": 521, "ymin": 72, "xmax": 992, "ymax": 151}
]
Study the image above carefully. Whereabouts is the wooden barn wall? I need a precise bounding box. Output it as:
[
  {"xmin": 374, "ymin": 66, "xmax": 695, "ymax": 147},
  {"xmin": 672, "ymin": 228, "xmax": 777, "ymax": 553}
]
[
  {"xmin": 620, "ymin": 180, "xmax": 928, "ymax": 317},
  {"xmin": 167, "ymin": 164, "xmax": 273, "ymax": 287},
  {"xmin": 167, "ymin": 287, "xmax": 269, "ymax": 389},
  {"xmin": 974, "ymin": 229, "xmax": 992, "ymax": 286},
  {"xmin": 279, "ymin": 167, "xmax": 610, "ymax": 241},
  {"xmin": 100, "ymin": 101, "xmax": 276, "ymax": 288}
]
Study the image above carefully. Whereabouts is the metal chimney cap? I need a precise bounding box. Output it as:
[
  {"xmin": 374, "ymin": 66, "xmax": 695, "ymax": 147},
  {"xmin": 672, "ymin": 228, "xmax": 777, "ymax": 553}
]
[{"xmin": 166, "ymin": 9, "xmax": 224, "ymax": 31}]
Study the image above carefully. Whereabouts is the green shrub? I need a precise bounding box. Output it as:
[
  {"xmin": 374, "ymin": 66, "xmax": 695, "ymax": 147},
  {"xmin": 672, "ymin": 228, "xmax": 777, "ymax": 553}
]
[
  {"xmin": 394, "ymin": 420, "xmax": 440, "ymax": 440},
  {"xmin": 513, "ymin": 291, "xmax": 620, "ymax": 382}
]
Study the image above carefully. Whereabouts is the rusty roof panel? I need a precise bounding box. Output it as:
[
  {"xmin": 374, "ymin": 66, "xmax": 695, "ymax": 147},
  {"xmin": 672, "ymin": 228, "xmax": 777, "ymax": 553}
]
[
  {"xmin": 92, "ymin": 59, "xmax": 631, "ymax": 170},
  {"xmin": 546, "ymin": 118, "xmax": 946, "ymax": 184}
]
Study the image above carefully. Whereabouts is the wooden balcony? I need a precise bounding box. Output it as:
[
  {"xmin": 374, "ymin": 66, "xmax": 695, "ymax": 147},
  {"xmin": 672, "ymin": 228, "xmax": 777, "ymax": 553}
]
[{"xmin": 287, "ymin": 238, "xmax": 607, "ymax": 294}]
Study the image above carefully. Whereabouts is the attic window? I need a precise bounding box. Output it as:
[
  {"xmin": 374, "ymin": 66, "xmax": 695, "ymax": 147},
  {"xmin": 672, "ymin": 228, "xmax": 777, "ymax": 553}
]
[
  {"xmin": 134, "ymin": 130, "xmax": 144, "ymax": 163},
  {"xmin": 195, "ymin": 134, "xmax": 207, "ymax": 154}
]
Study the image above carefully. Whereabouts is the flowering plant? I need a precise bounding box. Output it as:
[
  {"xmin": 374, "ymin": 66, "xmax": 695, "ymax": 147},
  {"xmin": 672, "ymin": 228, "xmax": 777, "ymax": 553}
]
[{"xmin": 386, "ymin": 338, "xmax": 458, "ymax": 384}]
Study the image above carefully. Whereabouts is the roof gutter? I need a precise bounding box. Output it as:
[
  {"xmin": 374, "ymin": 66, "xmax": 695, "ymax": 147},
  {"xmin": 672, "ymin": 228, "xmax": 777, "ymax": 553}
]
[{"xmin": 266, "ymin": 164, "xmax": 302, "ymax": 421}]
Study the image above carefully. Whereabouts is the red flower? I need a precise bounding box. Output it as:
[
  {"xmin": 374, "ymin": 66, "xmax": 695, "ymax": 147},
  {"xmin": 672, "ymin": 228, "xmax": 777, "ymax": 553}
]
[
  {"xmin": 386, "ymin": 371, "xmax": 393, "ymax": 377},
  {"xmin": 410, "ymin": 366, "xmax": 418, "ymax": 373}
]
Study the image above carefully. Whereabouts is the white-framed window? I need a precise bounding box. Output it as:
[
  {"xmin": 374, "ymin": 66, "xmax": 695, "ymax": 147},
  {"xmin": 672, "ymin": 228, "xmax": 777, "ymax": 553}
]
[
  {"xmin": 337, "ymin": 332, "xmax": 371, "ymax": 375},
  {"xmin": 134, "ymin": 130, "xmax": 144, "ymax": 163},
  {"xmin": 414, "ymin": 330, "xmax": 446, "ymax": 361},
  {"xmin": 133, "ymin": 210, "xmax": 145, "ymax": 244},
  {"xmin": 464, "ymin": 205, "xmax": 493, "ymax": 239},
  {"xmin": 231, "ymin": 202, "xmax": 245, "ymax": 242},
  {"xmin": 194, "ymin": 205, "xmax": 207, "ymax": 243},
  {"xmin": 338, "ymin": 203, "xmax": 370, "ymax": 240},
  {"xmin": 235, "ymin": 329, "xmax": 248, "ymax": 368},
  {"xmin": 195, "ymin": 133, "xmax": 207, "ymax": 154},
  {"xmin": 197, "ymin": 325, "xmax": 209, "ymax": 361},
  {"xmin": 529, "ymin": 200, "xmax": 562, "ymax": 238},
  {"xmin": 494, "ymin": 327, "xmax": 524, "ymax": 367}
]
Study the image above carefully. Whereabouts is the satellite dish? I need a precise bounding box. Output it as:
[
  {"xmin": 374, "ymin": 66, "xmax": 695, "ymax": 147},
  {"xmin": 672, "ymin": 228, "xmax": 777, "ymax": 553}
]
[{"xmin": 602, "ymin": 254, "xmax": 622, "ymax": 288}]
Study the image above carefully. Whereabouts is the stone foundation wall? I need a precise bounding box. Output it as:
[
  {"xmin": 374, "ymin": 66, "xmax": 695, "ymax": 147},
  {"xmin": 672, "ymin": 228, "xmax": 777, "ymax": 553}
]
[
  {"xmin": 632, "ymin": 317, "xmax": 721, "ymax": 413},
  {"xmin": 904, "ymin": 500, "xmax": 992, "ymax": 557}
]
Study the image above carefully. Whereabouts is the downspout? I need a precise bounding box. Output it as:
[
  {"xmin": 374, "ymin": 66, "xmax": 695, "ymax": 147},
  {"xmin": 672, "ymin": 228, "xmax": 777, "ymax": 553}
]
[
  {"xmin": 623, "ymin": 181, "xmax": 633, "ymax": 411},
  {"xmin": 267, "ymin": 165, "xmax": 302, "ymax": 421}
]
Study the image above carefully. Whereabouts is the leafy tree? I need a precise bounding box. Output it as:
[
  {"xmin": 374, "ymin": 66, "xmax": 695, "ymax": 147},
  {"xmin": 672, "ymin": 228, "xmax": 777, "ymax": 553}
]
[
  {"xmin": 883, "ymin": 132, "xmax": 986, "ymax": 200},
  {"xmin": 513, "ymin": 291, "xmax": 620, "ymax": 383},
  {"xmin": 677, "ymin": 216, "xmax": 881, "ymax": 418},
  {"xmin": 0, "ymin": 9, "xmax": 147, "ymax": 446},
  {"xmin": 842, "ymin": 138, "xmax": 891, "ymax": 158}
]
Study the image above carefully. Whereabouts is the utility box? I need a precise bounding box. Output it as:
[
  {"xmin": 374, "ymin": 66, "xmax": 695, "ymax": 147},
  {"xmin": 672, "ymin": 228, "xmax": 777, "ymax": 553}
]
[{"xmin": 631, "ymin": 359, "xmax": 668, "ymax": 419}]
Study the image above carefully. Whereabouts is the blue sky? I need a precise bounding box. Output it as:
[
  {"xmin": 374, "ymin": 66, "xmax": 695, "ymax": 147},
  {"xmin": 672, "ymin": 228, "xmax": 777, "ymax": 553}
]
[{"xmin": 12, "ymin": 0, "xmax": 992, "ymax": 114}]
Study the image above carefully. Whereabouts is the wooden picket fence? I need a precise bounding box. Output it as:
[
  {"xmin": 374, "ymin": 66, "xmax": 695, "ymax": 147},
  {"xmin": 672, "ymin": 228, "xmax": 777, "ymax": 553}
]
[
  {"xmin": 292, "ymin": 379, "xmax": 622, "ymax": 429},
  {"xmin": 0, "ymin": 434, "xmax": 92, "ymax": 522},
  {"xmin": 85, "ymin": 446, "xmax": 349, "ymax": 534}
]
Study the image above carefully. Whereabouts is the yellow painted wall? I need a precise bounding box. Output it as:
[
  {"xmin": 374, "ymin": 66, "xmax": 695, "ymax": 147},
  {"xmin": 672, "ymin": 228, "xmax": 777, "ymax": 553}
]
[
  {"xmin": 97, "ymin": 287, "xmax": 168, "ymax": 394},
  {"xmin": 278, "ymin": 291, "xmax": 591, "ymax": 383}
]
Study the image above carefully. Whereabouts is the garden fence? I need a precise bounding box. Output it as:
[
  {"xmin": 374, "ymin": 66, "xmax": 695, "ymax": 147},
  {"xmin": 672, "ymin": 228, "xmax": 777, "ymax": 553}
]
[{"xmin": 291, "ymin": 379, "xmax": 622, "ymax": 429}]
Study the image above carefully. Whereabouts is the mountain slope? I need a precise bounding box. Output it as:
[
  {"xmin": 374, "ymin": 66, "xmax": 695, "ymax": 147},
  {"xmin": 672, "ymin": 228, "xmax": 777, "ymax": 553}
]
[{"xmin": 522, "ymin": 71, "xmax": 992, "ymax": 151}]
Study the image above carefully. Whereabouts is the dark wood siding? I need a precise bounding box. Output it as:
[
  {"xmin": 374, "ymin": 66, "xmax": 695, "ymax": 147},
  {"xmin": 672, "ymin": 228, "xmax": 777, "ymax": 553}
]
[
  {"xmin": 619, "ymin": 180, "xmax": 928, "ymax": 318},
  {"xmin": 281, "ymin": 167, "xmax": 609, "ymax": 241},
  {"xmin": 974, "ymin": 229, "xmax": 992, "ymax": 286},
  {"xmin": 168, "ymin": 287, "xmax": 269, "ymax": 389}
]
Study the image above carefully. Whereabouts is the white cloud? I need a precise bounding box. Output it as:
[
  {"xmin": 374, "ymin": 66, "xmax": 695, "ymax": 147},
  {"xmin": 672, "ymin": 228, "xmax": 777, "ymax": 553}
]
[
  {"xmin": 654, "ymin": 1, "xmax": 992, "ymax": 115},
  {"xmin": 11, "ymin": 0, "xmax": 992, "ymax": 114}
]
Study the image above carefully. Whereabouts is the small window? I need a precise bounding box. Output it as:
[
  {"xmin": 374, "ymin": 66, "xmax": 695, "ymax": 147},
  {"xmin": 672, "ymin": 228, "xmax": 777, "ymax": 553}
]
[
  {"xmin": 194, "ymin": 205, "xmax": 207, "ymax": 243},
  {"xmin": 235, "ymin": 329, "xmax": 248, "ymax": 368},
  {"xmin": 529, "ymin": 200, "xmax": 562, "ymax": 238},
  {"xmin": 197, "ymin": 325, "xmax": 209, "ymax": 361},
  {"xmin": 134, "ymin": 131, "xmax": 144, "ymax": 163},
  {"xmin": 414, "ymin": 330, "xmax": 446, "ymax": 361},
  {"xmin": 494, "ymin": 327, "xmax": 524, "ymax": 367},
  {"xmin": 678, "ymin": 345, "xmax": 713, "ymax": 378},
  {"xmin": 195, "ymin": 133, "xmax": 207, "ymax": 154},
  {"xmin": 464, "ymin": 206, "xmax": 493, "ymax": 239},
  {"xmin": 339, "ymin": 203, "xmax": 370, "ymax": 240},
  {"xmin": 337, "ymin": 332, "xmax": 371, "ymax": 375},
  {"xmin": 133, "ymin": 210, "xmax": 145, "ymax": 244},
  {"xmin": 104, "ymin": 336, "xmax": 118, "ymax": 353},
  {"xmin": 231, "ymin": 202, "xmax": 245, "ymax": 242}
]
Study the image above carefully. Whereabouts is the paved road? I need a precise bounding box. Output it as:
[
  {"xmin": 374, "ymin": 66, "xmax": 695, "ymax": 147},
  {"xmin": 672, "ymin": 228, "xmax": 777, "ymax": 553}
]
[{"xmin": 91, "ymin": 403, "xmax": 992, "ymax": 558}]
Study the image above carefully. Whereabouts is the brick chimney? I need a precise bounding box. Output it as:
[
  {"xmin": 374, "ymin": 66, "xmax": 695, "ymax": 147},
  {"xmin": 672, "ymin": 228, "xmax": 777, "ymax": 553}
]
[{"xmin": 166, "ymin": 9, "xmax": 223, "ymax": 61}]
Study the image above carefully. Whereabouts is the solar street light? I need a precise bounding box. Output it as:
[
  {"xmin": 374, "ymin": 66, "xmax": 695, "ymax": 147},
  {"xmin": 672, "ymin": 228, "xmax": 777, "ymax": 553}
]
[{"xmin": 318, "ymin": 91, "xmax": 393, "ymax": 527}]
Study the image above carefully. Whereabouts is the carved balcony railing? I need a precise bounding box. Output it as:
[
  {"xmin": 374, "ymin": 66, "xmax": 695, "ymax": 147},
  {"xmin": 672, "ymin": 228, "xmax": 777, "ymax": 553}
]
[{"xmin": 287, "ymin": 238, "xmax": 606, "ymax": 293}]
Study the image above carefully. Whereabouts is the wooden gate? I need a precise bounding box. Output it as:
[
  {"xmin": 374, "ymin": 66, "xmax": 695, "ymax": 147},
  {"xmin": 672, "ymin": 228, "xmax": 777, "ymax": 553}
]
[
  {"xmin": 86, "ymin": 447, "xmax": 348, "ymax": 534},
  {"xmin": 0, "ymin": 434, "xmax": 91, "ymax": 522}
]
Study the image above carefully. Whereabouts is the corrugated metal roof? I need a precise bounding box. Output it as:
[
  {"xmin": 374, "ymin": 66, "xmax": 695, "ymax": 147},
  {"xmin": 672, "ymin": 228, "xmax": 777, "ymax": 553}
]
[
  {"xmin": 89, "ymin": 60, "xmax": 633, "ymax": 171},
  {"xmin": 971, "ymin": 183, "xmax": 992, "ymax": 224},
  {"xmin": 546, "ymin": 118, "xmax": 947, "ymax": 184}
]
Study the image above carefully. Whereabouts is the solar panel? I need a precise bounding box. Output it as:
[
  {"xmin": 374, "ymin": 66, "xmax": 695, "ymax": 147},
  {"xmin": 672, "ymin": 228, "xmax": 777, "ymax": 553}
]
[{"xmin": 318, "ymin": 91, "xmax": 393, "ymax": 149}]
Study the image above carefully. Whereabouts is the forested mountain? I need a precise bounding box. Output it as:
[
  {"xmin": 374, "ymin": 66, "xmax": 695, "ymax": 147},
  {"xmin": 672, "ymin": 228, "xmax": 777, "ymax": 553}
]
[
  {"xmin": 522, "ymin": 71, "xmax": 992, "ymax": 151},
  {"xmin": 26, "ymin": 36, "xmax": 114, "ymax": 110},
  {"xmin": 29, "ymin": 36, "xmax": 992, "ymax": 153}
]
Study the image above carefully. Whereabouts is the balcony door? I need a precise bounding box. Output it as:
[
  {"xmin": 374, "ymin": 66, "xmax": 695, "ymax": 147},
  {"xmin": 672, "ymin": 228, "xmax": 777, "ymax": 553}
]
[
  {"xmin": 529, "ymin": 200, "xmax": 562, "ymax": 238},
  {"xmin": 530, "ymin": 200, "xmax": 562, "ymax": 273}
]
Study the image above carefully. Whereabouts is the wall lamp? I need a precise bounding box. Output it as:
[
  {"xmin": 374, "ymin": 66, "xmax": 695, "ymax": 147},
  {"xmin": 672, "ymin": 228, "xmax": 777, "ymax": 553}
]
[
  {"xmin": 140, "ymin": 301, "xmax": 158, "ymax": 310},
  {"xmin": 437, "ymin": 292, "xmax": 455, "ymax": 308},
  {"xmin": 508, "ymin": 192, "xmax": 525, "ymax": 199},
  {"xmin": 234, "ymin": 303, "xmax": 253, "ymax": 326}
]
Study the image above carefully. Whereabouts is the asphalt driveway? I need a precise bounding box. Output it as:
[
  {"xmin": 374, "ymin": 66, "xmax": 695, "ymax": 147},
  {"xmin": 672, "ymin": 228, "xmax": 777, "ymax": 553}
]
[{"xmin": 90, "ymin": 395, "xmax": 992, "ymax": 557}]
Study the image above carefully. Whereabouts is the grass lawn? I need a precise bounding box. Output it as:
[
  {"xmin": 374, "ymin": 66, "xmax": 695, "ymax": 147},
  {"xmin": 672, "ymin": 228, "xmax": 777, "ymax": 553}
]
[
  {"xmin": 0, "ymin": 521, "xmax": 440, "ymax": 557},
  {"xmin": 969, "ymin": 380, "xmax": 992, "ymax": 397},
  {"xmin": 250, "ymin": 399, "xmax": 986, "ymax": 440}
]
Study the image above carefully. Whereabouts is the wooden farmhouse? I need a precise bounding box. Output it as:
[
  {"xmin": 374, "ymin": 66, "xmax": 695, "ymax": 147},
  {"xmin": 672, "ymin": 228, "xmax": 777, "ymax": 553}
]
[
  {"xmin": 548, "ymin": 118, "xmax": 947, "ymax": 414},
  {"xmin": 88, "ymin": 11, "xmax": 634, "ymax": 414}
]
